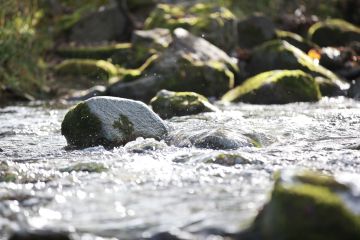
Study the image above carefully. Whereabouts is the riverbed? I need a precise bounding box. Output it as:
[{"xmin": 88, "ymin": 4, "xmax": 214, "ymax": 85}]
[{"xmin": 1, "ymin": 97, "xmax": 360, "ymax": 239}]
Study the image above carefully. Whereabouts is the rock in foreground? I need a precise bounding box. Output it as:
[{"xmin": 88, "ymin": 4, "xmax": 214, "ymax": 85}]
[
  {"xmin": 150, "ymin": 90, "xmax": 218, "ymax": 119},
  {"xmin": 247, "ymin": 170, "xmax": 360, "ymax": 240},
  {"xmin": 222, "ymin": 70, "xmax": 321, "ymax": 104},
  {"xmin": 61, "ymin": 97, "xmax": 168, "ymax": 148}
]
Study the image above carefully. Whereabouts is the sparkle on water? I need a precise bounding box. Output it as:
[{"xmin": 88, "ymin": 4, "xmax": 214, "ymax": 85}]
[{"xmin": 1, "ymin": 97, "xmax": 360, "ymax": 239}]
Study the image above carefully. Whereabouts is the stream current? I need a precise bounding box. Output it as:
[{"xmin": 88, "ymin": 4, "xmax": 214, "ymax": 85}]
[{"xmin": 1, "ymin": 97, "xmax": 360, "ymax": 239}]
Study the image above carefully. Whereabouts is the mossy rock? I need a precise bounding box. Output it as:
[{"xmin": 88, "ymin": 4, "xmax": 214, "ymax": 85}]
[
  {"xmin": 222, "ymin": 70, "xmax": 321, "ymax": 104},
  {"xmin": 308, "ymin": 19, "xmax": 360, "ymax": 47},
  {"xmin": 276, "ymin": 30, "xmax": 318, "ymax": 53},
  {"xmin": 61, "ymin": 96, "xmax": 168, "ymax": 148},
  {"xmin": 144, "ymin": 3, "xmax": 237, "ymax": 51},
  {"xmin": 252, "ymin": 170, "xmax": 360, "ymax": 240},
  {"xmin": 237, "ymin": 14, "xmax": 276, "ymax": 49},
  {"xmin": 55, "ymin": 59, "xmax": 118, "ymax": 82},
  {"xmin": 107, "ymin": 28, "xmax": 237, "ymax": 101},
  {"xmin": 150, "ymin": 90, "xmax": 218, "ymax": 119},
  {"xmin": 56, "ymin": 43, "xmax": 132, "ymax": 60},
  {"xmin": 246, "ymin": 40, "xmax": 348, "ymax": 96}
]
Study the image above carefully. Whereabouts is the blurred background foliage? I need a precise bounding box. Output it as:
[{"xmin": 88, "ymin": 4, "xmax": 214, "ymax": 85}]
[{"xmin": 0, "ymin": 0, "xmax": 358, "ymax": 102}]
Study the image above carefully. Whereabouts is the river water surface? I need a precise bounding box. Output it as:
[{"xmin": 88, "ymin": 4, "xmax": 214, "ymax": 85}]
[{"xmin": 1, "ymin": 97, "xmax": 360, "ymax": 239}]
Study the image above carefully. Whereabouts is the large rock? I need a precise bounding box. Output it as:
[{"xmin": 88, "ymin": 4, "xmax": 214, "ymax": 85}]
[
  {"xmin": 237, "ymin": 14, "xmax": 276, "ymax": 49},
  {"xmin": 222, "ymin": 70, "xmax": 321, "ymax": 104},
  {"xmin": 246, "ymin": 40, "xmax": 348, "ymax": 96},
  {"xmin": 308, "ymin": 19, "xmax": 360, "ymax": 47},
  {"xmin": 144, "ymin": 3, "xmax": 238, "ymax": 51},
  {"xmin": 150, "ymin": 90, "xmax": 218, "ymax": 119},
  {"xmin": 249, "ymin": 169, "xmax": 360, "ymax": 239},
  {"xmin": 108, "ymin": 28, "xmax": 237, "ymax": 102},
  {"xmin": 68, "ymin": 5, "xmax": 132, "ymax": 44},
  {"xmin": 61, "ymin": 96, "xmax": 168, "ymax": 148}
]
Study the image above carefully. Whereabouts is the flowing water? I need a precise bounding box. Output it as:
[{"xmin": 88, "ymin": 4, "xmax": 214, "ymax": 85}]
[{"xmin": 1, "ymin": 97, "xmax": 360, "ymax": 239}]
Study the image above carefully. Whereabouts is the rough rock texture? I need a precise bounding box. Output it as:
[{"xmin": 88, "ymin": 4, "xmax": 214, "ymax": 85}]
[
  {"xmin": 144, "ymin": 3, "xmax": 238, "ymax": 51},
  {"xmin": 246, "ymin": 40, "xmax": 348, "ymax": 96},
  {"xmin": 150, "ymin": 90, "xmax": 218, "ymax": 119},
  {"xmin": 308, "ymin": 19, "xmax": 360, "ymax": 47},
  {"xmin": 61, "ymin": 96, "xmax": 168, "ymax": 148},
  {"xmin": 108, "ymin": 28, "xmax": 237, "ymax": 102},
  {"xmin": 237, "ymin": 14, "xmax": 276, "ymax": 49},
  {"xmin": 68, "ymin": 5, "xmax": 132, "ymax": 44},
  {"xmin": 250, "ymin": 169, "xmax": 360, "ymax": 240},
  {"xmin": 222, "ymin": 70, "xmax": 321, "ymax": 104}
]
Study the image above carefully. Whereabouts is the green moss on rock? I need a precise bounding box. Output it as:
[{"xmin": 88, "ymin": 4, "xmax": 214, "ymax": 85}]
[
  {"xmin": 308, "ymin": 19, "xmax": 360, "ymax": 47},
  {"xmin": 55, "ymin": 59, "xmax": 118, "ymax": 82},
  {"xmin": 253, "ymin": 171, "xmax": 360, "ymax": 240},
  {"xmin": 246, "ymin": 40, "xmax": 347, "ymax": 96},
  {"xmin": 61, "ymin": 102, "xmax": 105, "ymax": 148},
  {"xmin": 150, "ymin": 90, "xmax": 217, "ymax": 119},
  {"xmin": 276, "ymin": 30, "xmax": 318, "ymax": 53},
  {"xmin": 56, "ymin": 43, "xmax": 132, "ymax": 60},
  {"xmin": 222, "ymin": 70, "xmax": 321, "ymax": 104},
  {"xmin": 113, "ymin": 114, "xmax": 134, "ymax": 142}
]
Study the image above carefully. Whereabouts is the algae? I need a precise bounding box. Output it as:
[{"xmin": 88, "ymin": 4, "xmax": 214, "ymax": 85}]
[
  {"xmin": 61, "ymin": 102, "xmax": 104, "ymax": 148},
  {"xmin": 113, "ymin": 114, "xmax": 134, "ymax": 143},
  {"xmin": 222, "ymin": 70, "xmax": 321, "ymax": 104}
]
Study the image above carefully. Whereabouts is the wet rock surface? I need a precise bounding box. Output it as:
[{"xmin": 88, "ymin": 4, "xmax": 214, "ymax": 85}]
[{"xmin": 61, "ymin": 96, "xmax": 168, "ymax": 148}]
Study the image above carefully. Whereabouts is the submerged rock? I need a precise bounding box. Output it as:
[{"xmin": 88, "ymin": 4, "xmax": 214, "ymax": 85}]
[
  {"xmin": 308, "ymin": 19, "xmax": 360, "ymax": 47},
  {"xmin": 246, "ymin": 40, "xmax": 348, "ymax": 96},
  {"xmin": 168, "ymin": 127, "xmax": 255, "ymax": 150},
  {"xmin": 237, "ymin": 14, "xmax": 276, "ymax": 49},
  {"xmin": 222, "ymin": 70, "xmax": 321, "ymax": 104},
  {"xmin": 150, "ymin": 90, "xmax": 218, "ymax": 119},
  {"xmin": 61, "ymin": 96, "xmax": 168, "ymax": 148},
  {"xmin": 108, "ymin": 28, "xmax": 237, "ymax": 101},
  {"xmin": 60, "ymin": 162, "xmax": 107, "ymax": 173},
  {"xmin": 249, "ymin": 170, "xmax": 360, "ymax": 239}
]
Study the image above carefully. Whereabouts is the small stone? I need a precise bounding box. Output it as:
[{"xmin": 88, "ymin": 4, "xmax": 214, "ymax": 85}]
[
  {"xmin": 61, "ymin": 96, "xmax": 168, "ymax": 148},
  {"xmin": 150, "ymin": 90, "xmax": 218, "ymax": 119}
]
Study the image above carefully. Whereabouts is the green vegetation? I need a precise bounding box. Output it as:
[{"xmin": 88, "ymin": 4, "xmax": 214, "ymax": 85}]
[{"xmin": 0, "ymin": 0, "xmax": 48, "ymax": 100}]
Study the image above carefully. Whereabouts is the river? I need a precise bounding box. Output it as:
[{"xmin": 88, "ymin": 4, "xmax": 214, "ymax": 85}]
[{"xmin": 1, "ymin": 97, "xmax": 360, "ymax": 239}]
